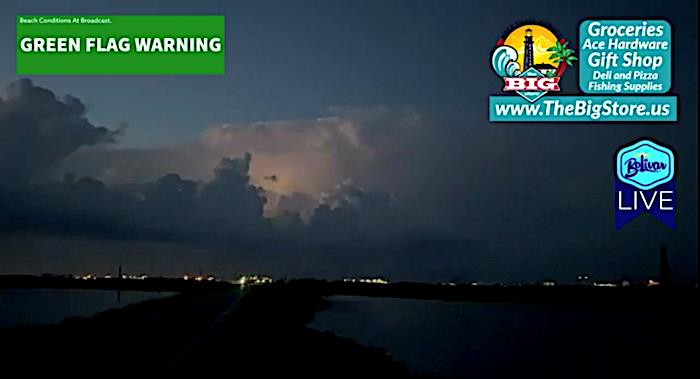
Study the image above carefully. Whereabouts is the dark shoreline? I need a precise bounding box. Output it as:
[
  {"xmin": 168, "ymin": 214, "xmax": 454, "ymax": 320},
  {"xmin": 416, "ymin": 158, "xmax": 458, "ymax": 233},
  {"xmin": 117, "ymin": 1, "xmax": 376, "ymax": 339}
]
[
  {"xmin": 2, "ymin": 274, "xmax": 697, "ymax": 308},
  {"xmin": 0, "ymin": 274, "xmax": 234, "ymax": 293}
]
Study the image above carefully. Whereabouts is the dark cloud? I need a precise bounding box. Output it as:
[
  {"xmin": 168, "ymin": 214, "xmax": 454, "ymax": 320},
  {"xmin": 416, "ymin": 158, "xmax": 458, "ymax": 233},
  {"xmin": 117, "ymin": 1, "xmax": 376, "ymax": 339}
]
[
  {"xmin": 1, "ymin": 154, "xmax": 269, "ymax": 244},
  {"xmin": 275, "ymin": 192, "xmax": 317, "ymax": 216},
  {"xmin": 307, "ymin": 180, "xmax": 396, "ymax": 243},
  {"xmin": 0, "ymin": 79, "xmax": 117, "ymax": 184},
  {"xmin": 0, "ymin": 80, "xmax": 268, "ymax": 246},
  {"xmin": 197, "ymin": 153, "xmax": 269, "ymax": 237}
]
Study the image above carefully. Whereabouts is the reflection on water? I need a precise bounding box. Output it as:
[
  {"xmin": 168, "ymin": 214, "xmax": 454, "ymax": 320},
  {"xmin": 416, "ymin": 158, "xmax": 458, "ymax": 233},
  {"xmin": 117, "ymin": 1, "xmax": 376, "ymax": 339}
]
[
  {"xmin": 311, "ymin": 296, "xmax": 662, "ymax": 379},
  {"xmin": 0, "ymin": 289, "xmax": 175, "ymax": 328}
]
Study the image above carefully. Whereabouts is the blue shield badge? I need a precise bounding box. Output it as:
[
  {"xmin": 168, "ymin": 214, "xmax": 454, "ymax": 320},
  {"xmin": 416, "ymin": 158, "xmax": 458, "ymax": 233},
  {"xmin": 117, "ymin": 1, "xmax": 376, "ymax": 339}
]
[{"xmin": 615, "ymin": 139, "xmax": 676, "ymax": 230}]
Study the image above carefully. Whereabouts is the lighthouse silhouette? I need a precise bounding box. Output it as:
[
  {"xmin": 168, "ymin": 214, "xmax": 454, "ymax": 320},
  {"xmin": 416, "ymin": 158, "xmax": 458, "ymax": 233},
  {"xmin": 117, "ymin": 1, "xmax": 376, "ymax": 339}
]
[{"xmin": 523, "ymin": 28, "xmax": 534, "ymax": 70}]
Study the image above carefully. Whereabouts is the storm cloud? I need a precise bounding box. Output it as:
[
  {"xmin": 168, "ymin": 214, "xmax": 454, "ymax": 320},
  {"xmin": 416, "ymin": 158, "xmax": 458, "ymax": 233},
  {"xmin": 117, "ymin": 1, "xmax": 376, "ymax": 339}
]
[{"xmin": 0, "ymin": 79, "xmax": 117, "ymax": 184}]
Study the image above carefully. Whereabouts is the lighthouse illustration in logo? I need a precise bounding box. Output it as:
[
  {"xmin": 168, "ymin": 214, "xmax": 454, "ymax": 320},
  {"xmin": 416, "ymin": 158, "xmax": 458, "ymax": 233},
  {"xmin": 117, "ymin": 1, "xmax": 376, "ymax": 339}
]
[{"xmin": 523, "ymin": 28, "xmax": 534, "ymax": 70}]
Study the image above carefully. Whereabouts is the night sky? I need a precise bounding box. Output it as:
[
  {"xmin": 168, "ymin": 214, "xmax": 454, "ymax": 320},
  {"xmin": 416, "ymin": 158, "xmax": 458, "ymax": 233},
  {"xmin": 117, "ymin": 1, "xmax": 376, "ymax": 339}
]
[{"xmin": 0, "ymin": 0, "xmax": 697, "ymax": 283}]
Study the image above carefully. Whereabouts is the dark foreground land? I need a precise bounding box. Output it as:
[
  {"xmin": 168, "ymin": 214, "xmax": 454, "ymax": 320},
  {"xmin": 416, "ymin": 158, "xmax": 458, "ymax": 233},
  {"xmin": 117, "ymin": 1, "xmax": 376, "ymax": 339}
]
[
  {"xmin": 0, "ymin": 280, "xmax": 420, "ymax": 377},
  {"xmin": 1, "ymin": 277, "xmax": 698, "ymax": 377}
]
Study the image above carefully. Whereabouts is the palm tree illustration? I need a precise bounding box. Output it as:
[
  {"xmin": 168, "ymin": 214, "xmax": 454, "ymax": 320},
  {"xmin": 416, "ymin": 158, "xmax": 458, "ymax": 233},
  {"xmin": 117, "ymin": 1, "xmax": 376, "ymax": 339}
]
[{"xmin": 547, "ymin": 40, "xmax": 577, "ymax": 77}]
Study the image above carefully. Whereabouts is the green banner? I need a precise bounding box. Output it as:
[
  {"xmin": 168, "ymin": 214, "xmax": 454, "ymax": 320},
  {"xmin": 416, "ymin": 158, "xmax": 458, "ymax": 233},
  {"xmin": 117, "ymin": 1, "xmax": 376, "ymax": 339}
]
[{"xmin": 16, "ymin": 15, "xmax": 225, "ymax": 75}]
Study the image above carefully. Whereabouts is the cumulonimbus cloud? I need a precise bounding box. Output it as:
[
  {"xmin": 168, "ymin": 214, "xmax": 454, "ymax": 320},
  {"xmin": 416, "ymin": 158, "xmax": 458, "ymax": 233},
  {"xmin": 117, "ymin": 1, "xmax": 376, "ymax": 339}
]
[
  {"xmin": 60, "ymin": 106, "xmax": 426, "ymax": 213},
  {"xmin": 0, "ymin": 79, "xmax": 118, "ymax": 184}
]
